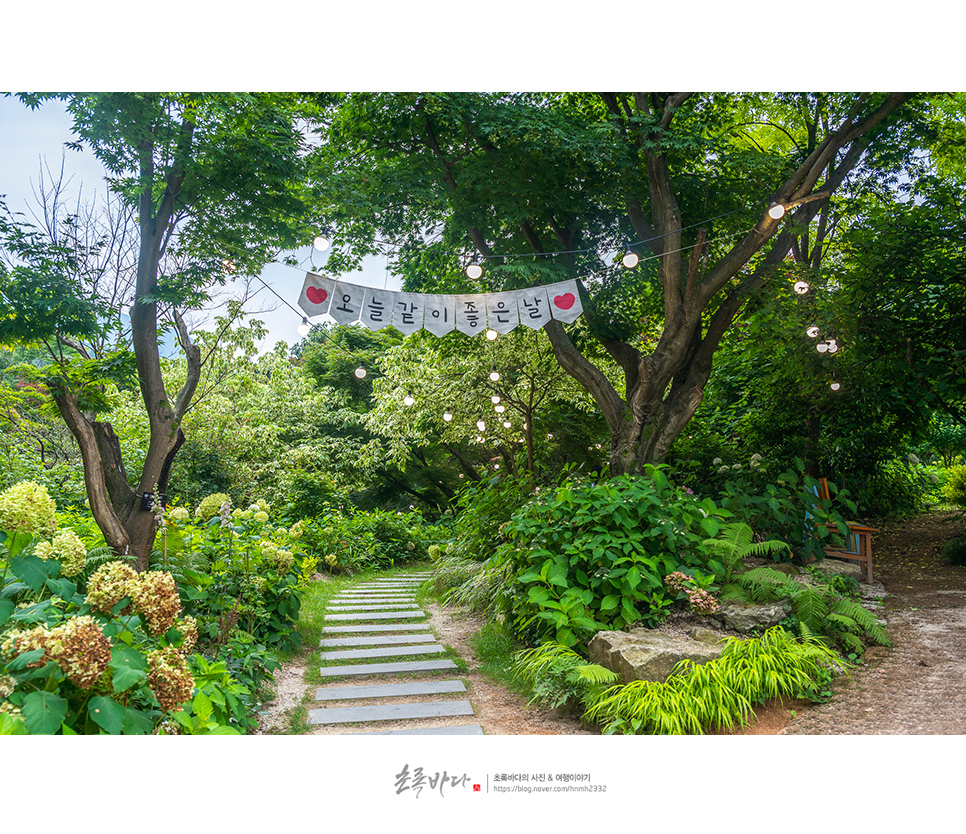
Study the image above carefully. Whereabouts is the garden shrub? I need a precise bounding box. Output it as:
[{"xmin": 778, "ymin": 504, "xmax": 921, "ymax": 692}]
[
  {"xmin": 489, "ymin": 467, "xmax": 730, "ymax": 648},
  {"xmin": 0, "ymin": 484, "xmax": 246, "ymax": 734},
  {"xmin": 943, "ymin": 464, "xmax": 966, "ymax": 510}
]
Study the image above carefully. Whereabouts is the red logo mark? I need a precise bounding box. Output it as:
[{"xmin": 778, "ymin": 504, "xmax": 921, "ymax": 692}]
[
  {"xmin": 306, "ymin": 286, "xmax": 328, "ymax": 305},
  {"xmin": 473, "ymin": 784, "xmax": 481, "ymax": 792},
  {"xmin": 553, "ymin": 292, "xmax": 575, "ymax": 310}
]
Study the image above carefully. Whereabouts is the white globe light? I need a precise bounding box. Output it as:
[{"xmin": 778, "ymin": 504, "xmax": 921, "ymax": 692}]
[
  {"xmin": 768, "ymin": 202, "xmax": 786, "ymax": 219},
  {"xmin": 830, "ymin": 382, "xmax": 841, "ymax": 391},
  {"xmin": 816, "ymin": 343, "xmax": 828, "ymax": 353},
  {"xmin": 806, "ymin": 325, "xmax": 820, "ymax": 338},
  {"xmin": 354, "ymin": 366, "xmax": 367, "ymax": 379},
  {"xmin": 443, "ymin": 410, "xmax": 453, "ymax": 422},
  {"xmin": 622, "ymin": 250, "xmax": 639, "ymax": 269},
  {"xmin": 793, "ymin": 281, "xmax": 810, "ymax": 294},
  {"xmin": 314, "ymin": 235, "xmax": 330, "ymax": 251},
  {"xmin": 297, "ymin": 318, "xmax": 310, "ymax": 337},
  {"xmin": 827, "ymin": 340, "xmax": 838, "ymax": 354},
  {"xmin": 495, "ymin": 404, "xmax": 505, "ymax": 413},
  {"xmin": 403, "ymin": 394, "xmax": 415, "ymax": 406},
  {"xmin": 476, "ymin": 420, "xmax": 486, "ymax": 431},
  {"xmin": 485, "ymin": 329, "xmax": 498, "ymax": 340},
  {"xmin": 491, "ymin": 395, "xmax": 501, "ymax": 404},
  {"xmin": 503, "ymin": 421, "xmax": 512, "ymax": 428},
  {"xmin": 489, "ymin": 370, "xmax": 500, "ymax": 382},
  {"xmin": 466, "ymin": 260, "xmax": 483, "ymax": 279}
]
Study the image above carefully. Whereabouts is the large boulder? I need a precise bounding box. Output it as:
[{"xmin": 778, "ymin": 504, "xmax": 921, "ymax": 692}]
[
  {"xmin": 587, "ymin": 629, "xmax": 726, "ymax": 684},
  {"xmin": 712, "ymin": 601, "xmax": 791, "ymax": 633}
]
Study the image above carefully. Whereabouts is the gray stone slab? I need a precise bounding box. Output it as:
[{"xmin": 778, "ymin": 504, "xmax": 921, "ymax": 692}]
[
  {"xmin": 321, "ymin": 644, "xmax": 444, "ymax": 661},
  {"xmin": 324, "ymin": 610, "xmax": 426, "ymax": 621},
  {"xmin": 320, "ymin": 634, "xmax": 437, "ymax": 647},
  {"xmin": 326, "ymin": 603, "xmax": 421, "ymax": 611},
  {"xmin": 333, "ymin": 593, "xmax": 416, "ymax": 599},
  {"xmin": 359, "ymin": 724, "xmax": 484, "ymax": 736},
  {"xmin": 318, "ymin": 659, "xmax": 457, "ymax": 677},
  {"xmin": 321, "ymin": 622, "xmax": 433, "ymax": 633},
  {"xmin": 308, "ymin": 699, "xmax": 474, "ymax": 725},
  {"xmin": 314, "ymin": 679, "xmax": 467, "ymax": 701}
]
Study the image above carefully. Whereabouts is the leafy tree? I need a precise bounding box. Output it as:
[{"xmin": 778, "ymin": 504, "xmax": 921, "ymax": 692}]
[
  {"xmin": 309, "ymin": 92, "xmax": 919, "ymax": 476},
  {"xmin": 0, "ymin": 93, "xmax": 322, "ymax": 569}
]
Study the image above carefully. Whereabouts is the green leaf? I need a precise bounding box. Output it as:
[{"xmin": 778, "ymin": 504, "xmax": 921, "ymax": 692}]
[
  {"xmin": 193, "ymin": 691, "xmax": 214, "ymax": 724},
  {"xmin": 206, "ymin": 725, "xmax": 241, "ymax": 735},
  {"xmin": 6, "ymin": 648, "xmax": 45, "ymax": 671},
  {"xmin": 22, "ymin": 691, "xmax": 68, "ymax": 734},
  {"xmin": 10, "ymin": 555, "xmax": 50, "ymax": 593},
  {"xmin": 109, "ymin": 644, "xmax": 147, "ymax": 693},
  {"xmin": 0, "ymin": 598, "xmax": 13, "ymax": 627},
  {"xmin": 88, "ymin": 695, "xmax": 128, "ymax": 734}
]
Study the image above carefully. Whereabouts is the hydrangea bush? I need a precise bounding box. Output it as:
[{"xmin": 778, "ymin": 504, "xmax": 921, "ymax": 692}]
[{"xmin": 0, "ymin": 482, "xmax": 252, "ymax": 734}]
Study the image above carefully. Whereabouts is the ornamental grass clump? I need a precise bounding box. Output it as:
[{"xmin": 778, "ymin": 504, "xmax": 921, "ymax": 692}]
[{"xmin": 583, "ymin": 627, "xmax": 845, "ymax": 735}]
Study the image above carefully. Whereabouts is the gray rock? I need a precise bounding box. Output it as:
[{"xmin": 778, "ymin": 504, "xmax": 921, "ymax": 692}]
[
  {"xmin": 713, "ymin": 601, "xmax": 791, "ymax": 633},
  {"xmin": 812, "ymin": 558, "xmax": 863, "ymax": 579},
  {"xmin": 587, "ymin": 629, "xmax": 725, "ymax": 684},
  {"xmin": 688, "ymin": 626, "xmax": 728, "ymax": 646}
]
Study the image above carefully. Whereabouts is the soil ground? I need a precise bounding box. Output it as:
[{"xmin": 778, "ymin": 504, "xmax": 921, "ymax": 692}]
[{"xmin": 258, "ymin": 510, "xmax": 966, "ymax": 735}]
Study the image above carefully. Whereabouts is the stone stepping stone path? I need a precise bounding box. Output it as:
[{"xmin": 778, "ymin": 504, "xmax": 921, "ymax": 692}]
[{"xmin": 309, "ymin": 572, "xmax": 484, "ymax": 734}]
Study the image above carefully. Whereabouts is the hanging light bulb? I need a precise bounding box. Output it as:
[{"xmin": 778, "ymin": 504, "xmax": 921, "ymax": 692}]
[
  {"xmin": 476, "ymin": 420, "xmax": 486, "ymax": 432},
  {"xmin": 830, "ymin": 381, "xmax": 841, "ymax": 391},
  {"xmin": 443, "ymin": 408, "xmax": 453, "ymax": 422},
  {"xmin": 313, "ymin": 233, "xmax": 331, "ymax": 251},
  {"xmin": 485, "ymin": 329, "xmax": 498, "ymax": 341},
  {"xmin": 489, "ymin": 368, "xmax": 500, "ymax": 382},
  {"xmin": 826, "ymin": 339, "xmax": 839, "ymax": 354},
  {"xmin": 793, "ymin": 281, "xmax": 810, "ymax": 295},
  {"xmin": 491, "ymin": 395, "xmax": 501, "ymax": 404},
  {"xmin": 403, "ymin": 394, "xmax": 415, "ymax": 406},
  {"xmin": 503, "ymin": 421, "xmax": 512, "ymax": 429},
  {"xmin": 621, "ymin": 244, "xmax": 639, "ymax": 269},
  {"xmin": 768, "ymin": 201, "xmax": 786, "ymax": 220},
  {"xmin": 354, "ymin": 364, "xmax": 367, "ymax": 379},
  {"xmin": 806, "ymin": 325, "xmax": 820, "ymax": 338},
  {"xmin": 297, "ymin": 317, "xmax": 310, "ymax": 337},
  {"xmin": 495, "ymin": 404, "xmax": 506, "ymax": 414},
  {"xmin": 816, "ymin": 342, "xmax": 829, "ymax": 353},
  {"xmin": 465, "ymin": 257, "xmax": 483, "ymax": 279}
]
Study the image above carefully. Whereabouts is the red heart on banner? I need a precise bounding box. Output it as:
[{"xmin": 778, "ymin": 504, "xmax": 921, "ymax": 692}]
[
  {"xmin": 553, "ymin": 292, "xmax": 576, "ymax": 310},
  {"xmin": 306, "ymin": 286, "xmax": 328, "ymax": 305}
]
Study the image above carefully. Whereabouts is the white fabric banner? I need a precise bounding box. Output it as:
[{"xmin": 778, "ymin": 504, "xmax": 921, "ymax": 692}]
[
  {"xmin": 360, "ymin": 288, "xmax": 395, "ymax": 331},
  {"xmin": 454, "ymin": 294, "xmax": 489, "ymax": 336},
  {"xmin": 390, "ymin": 293, "xmax": 425, "ymax": 335},
  {"xmin": 298, "ymin": 273, "xmax": 336, "ymax": 317},
  {"xmin": 422, "ymin": 294, "xmax": 457, "ymax": 336},
  {"xmin": 484, "ymin": 292, "xmax": 520, "ymax": 334},
  {"xmin": 297, "ymin": 272, "xmax": 584, "ymax": 336},
  {"xmin": 546, "ymin": 279, "xmax": 584, "ymax": 324},
  {"xmin": 328, "ymin": 282, "xmax": 367, "ymax": 325},
  {"xmin": 515, "ymin": 285, "xmax": 553, "ymax": 329}
]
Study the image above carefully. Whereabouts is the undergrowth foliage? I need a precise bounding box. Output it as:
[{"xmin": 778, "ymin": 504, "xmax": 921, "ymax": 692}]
[
  {"xmin": 488, "ymin": 468, "xmax": 728, "ymax": 648},
  {"xmin": 583, "ymin": 627, "xmax": 845, "ymax": 735}
]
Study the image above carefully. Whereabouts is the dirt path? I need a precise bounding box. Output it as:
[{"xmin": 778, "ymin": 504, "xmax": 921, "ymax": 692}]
[{"xmin": 781, "ymin": 511, "xmax": 966, "ymax": 734}]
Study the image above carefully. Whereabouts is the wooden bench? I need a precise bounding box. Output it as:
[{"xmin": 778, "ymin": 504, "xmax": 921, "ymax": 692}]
[{"xmin": 807, "ymin": 478, "xmax": 876, "ymax": 584}]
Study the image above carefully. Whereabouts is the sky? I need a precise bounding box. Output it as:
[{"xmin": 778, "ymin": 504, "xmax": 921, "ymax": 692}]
[{"xmin": 0, "ymin": 94, "xmax": 399, "ymax": 354}]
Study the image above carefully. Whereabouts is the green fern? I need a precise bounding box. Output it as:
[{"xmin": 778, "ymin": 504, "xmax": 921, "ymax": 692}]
[
  {"xmin": 512, "ymin": 642, "xmax": 618, "ymax": 709},
  {"xmin": 831, "ymin": 598, "xmax": 892, "ymax": 647},
  {"xmin": 702, "ymin": 523, "xmax": 792, "ymax": 582}
]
